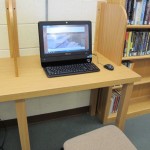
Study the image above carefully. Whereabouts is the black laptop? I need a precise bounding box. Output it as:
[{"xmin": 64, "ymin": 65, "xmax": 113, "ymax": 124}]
[{"xmin": 38, "ymin": 21, "xmax": 100, "ymax": 78}]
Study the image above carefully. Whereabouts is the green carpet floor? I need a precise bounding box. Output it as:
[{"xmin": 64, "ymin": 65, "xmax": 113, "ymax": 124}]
[{"xmin": 1, "ymin": 113, "xmax": 150, "ymax": 150}]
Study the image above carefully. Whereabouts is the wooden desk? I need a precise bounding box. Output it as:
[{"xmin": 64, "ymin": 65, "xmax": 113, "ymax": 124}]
[{"xmin": 0, "ymin": 53, "xmax": 140, "ymax": 150}]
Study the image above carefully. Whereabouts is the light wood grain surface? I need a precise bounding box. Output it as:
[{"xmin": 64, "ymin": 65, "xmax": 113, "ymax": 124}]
[
  {"xmin": 0, "ymin": 53, "xmax": 141, "ymax": 103},
  {"xmin": 16, "ymin": 100, "xmax": 31, "ymax": 150},
  {"xmin": 5, "ymin": 0, "xmax": 19, "ymax": 77},
  {"xmin": 94, "ymin": 2, "xmax": 127, "ymax": 65}
]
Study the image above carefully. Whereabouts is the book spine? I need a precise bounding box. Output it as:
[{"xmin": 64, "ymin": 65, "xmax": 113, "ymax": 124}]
[
  {"xmin": 115, "ymin": 90, "xmax": 121, "ymax": 112},
  {"xmin": 142, "ymin": 32, "xmax": 147, "ymax": 54},
  {"xmin": 134, "ymin": 32, "xmax": 139, "ymax": 56},
  {"xmin": 122, "ymin": 60, "xmax": 129, "ymax": 67},
  {"xmin": 149, "ymin": 12, "xmax": 150, "ymax": 24},
  {"xmin": 112, "ymin": 93, "xmax": 116, "ymax": 113},
  {"xmin": 124, "ymin": 32, "xmax": 129, "ymax": 57},
  {"xmin": 132, "ymin": 32, "xmax": 136, "ymax": 54},
  {"xmin": 127, "ymin": 32, "xmax": 132, "ymax": 56},
  {"xmin": 109, "ymin": 97, "xmax": 115, "ymax": 114},
  {"xmin": 140, "ymin": 32, "xmax": 143, "ymax": 55},
  {"xmin": 144, "ymin": 0, "xmax": 150, "ymax": 24},
  {"xmin": 134, "ymin": 1, "xmax": 143, "ymax": 24},
  {"xmin": 115, "ymin": 95, "xmax": 119, "ymax": 113},
  {"xmin": 140, "ymin": 0, "xmax": 147, "ymax": 24},
  {"xmin": 125, "ymin": 0, "xmax": 129, "ymax": 11},
  {"xmin": 146, "ymin": 33, "xmax": 150, "ymax": 54},
  {"xmin": 129, "ymin": 61, "xmax": 135, "ymax": 69},
  {"xmin": 127, "ymin": 0, "xmax": 132, "ymax": 24},
  {"xmin": 128, "ymin": 0, "xmax": 135, "ymax": 24},
  {"xmin": 132, "ymin": 0, "xmax": 137, "ymax": 24},
  {"xmin": 130, "ymin": 32, "xmax": 134, "ymax": 56}
]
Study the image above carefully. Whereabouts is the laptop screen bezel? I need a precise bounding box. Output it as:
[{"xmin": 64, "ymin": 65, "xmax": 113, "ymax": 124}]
[{"xmin": 38, "ymin": 21, "xmax": 92, "ymax": 63}]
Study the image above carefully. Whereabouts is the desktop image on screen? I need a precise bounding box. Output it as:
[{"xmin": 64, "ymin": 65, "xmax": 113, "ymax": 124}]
[{"xmin": 42, "ymin": 24, "xmax": 89, "ymax": 55}]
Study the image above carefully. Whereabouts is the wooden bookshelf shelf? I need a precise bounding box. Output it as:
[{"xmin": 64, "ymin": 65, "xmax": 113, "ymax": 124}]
[
  {"xmin": 127, "ymin": 25, "xmax": 150, "ymax": 29},
  {"xmin": 107, "ymin": 95, "xmax": 150, "ymax": 123},
  {"xmin": 98, "ymin": 0, "xmax": 150, "ymax": 125},
  {"xmin": 122, "ymin": 55, "xmax": 150, "ymax": 61}
]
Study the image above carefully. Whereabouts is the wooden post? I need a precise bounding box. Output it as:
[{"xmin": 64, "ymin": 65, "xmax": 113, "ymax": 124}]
[
  {"xmin": 90, "ymin": 89, "xmax": 99, "ymax": 116},
  {"xmin": 5, "ymin": 0, "xmax": 19, "ymax": 77},
  {"xmin": 97, "ymin": 87, "xmax": 112, "ymax": 124},
  {"xmin": 116, "ymin": 83, "xmax": 134, "ymax": 130},
  {"xmin": 16, "ymin": 100, "xmax": 31, "ymax": 150}
]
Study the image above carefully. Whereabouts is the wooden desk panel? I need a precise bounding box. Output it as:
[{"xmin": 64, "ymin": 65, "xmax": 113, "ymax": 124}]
[
  {"xmin": 0, "ymin": 57, "xmax": 16, "ymax": 78},
  {"xmin": 0, "ymin": 54, "xmax": 140, "ymax": 103}
]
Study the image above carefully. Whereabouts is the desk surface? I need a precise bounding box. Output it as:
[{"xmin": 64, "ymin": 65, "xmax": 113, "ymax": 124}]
[{"xmin": 0, "ymin": 53, "xmax": 141, "ymax": 102}]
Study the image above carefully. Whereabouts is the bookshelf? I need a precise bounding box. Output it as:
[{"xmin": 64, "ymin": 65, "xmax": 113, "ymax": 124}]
[
  {"xmin": 122, "ymin": 55, "xmax": 150, "ymax": 60},
  {"xmin": 98, "ymin": 0, "xmax": 150, "ymax": 123},
  {"xmin": 107, "ymin": 95, "xmax": 150, "ymax": 123},
  {"xmin": 127, "ymin": 25, "xmax": 150, "ymax": 29}
]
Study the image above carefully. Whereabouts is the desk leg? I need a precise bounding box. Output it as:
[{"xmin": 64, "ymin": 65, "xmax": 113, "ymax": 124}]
[
  {"xmin": 16, "ymin": 100, "xmax": 31, "ymax": 150},
  {"xmin": 90, "ymin": 89, "xmax": 99, "ymax": 116},
  {"xmin": 97, "ymin": 87, "xmax": 112, "ymax": 124},
  {"xmin": 116, "ymin": 83, "xmax": 133, "ymax": 131}
]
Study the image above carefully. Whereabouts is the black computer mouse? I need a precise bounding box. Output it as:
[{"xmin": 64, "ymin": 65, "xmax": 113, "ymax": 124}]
[{"xmin": 104, "ymin": 64, "xmax": 114, "ymax": 71}]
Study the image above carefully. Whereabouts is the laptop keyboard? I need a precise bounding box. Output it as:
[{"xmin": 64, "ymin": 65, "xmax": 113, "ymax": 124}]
[{"xmin": 45, "ymin": 63, "xmax": 100, "ymax": 77}]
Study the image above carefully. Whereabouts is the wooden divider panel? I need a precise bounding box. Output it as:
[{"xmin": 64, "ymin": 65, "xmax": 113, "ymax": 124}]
[
  {"xmin": 94, "ymin": 2, "xmax": 127, "ymax": 66},
  {"xmin": 107, "ymin": 0, "xmax": 125, "ymax": 6}
]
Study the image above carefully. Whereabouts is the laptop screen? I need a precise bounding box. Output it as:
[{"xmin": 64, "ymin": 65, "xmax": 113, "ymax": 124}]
[{"xmin": 38, "ymin": 21, "xmax": 92, "ymax": 64}]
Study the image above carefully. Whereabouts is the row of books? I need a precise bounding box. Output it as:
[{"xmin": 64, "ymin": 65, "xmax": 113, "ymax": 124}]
[
  {"xmin": 126, "ymin": 0, "xmax": 150, "ymax": 25},
  {"xmin": 109, "ymin": 90, "xmax": 121, "ymax": 114},
  {"xmin": 123, "ymin": 31, "xmax": 150, "ymax": 57},
  {"xmin": 122, "ymin": 60, "xmax": 134, "ymax": 69}
]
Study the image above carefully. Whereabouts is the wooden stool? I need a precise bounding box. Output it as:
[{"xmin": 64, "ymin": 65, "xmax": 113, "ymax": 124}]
[{"xmin": 63, "ymin": 125, "xmax": 137, "ymax": 150}]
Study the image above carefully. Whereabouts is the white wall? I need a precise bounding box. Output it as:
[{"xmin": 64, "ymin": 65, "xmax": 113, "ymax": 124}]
[
  {"xmin": 0, "ymin": 0, "xmax": 106, "ymax": 120},
  {"xmin": 0, "ymin": 0, "xmax": 10, "ymax": 57}
]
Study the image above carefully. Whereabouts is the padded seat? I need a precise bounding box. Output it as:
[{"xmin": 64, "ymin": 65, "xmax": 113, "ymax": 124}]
[{"xmin": 63, "ymin": 125, "xmax": 137, "ymax": 150}]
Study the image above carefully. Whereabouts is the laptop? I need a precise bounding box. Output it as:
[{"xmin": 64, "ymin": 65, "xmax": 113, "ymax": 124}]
[{"xmin": 38, "ymin": 21, "xmax": 100, "ymax": 78}]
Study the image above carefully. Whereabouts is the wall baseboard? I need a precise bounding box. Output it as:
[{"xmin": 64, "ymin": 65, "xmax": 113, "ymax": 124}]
[{"xmin": 4, "ymin": 106, "xmax": 89, "ymax": 127}]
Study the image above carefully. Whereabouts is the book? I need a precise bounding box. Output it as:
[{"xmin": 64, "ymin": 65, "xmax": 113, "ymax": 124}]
[
  {"xmin": 127, "ymin": 0, "xmax": 135, "ymax": 24},
  {"xmin": 140, "ymin": 0, "xmax": 148, "ymax": 24},
  {"xmin": 134, "ymin": 0, "xmax": 143, "ymax": 24},
  {"xmin": 144, "ymin": 0, "xmax": 150, "ymax": 24},
  {"xmin": 131, "ymin": 0, "xmax": 137, "ymax": 24},
  {"xmin": 109, "ymin": 97, "xmax": 115, "ymax": 114},
  {"xmin": 122, "ymin": 60, "xmax": 134, "ymax": 69},
  {"xmin": 124, "ymin": 31, "xmax": 150, "ymax": 57},
  {"xmin": 147, "ymin": 33, "xmax": 150, "ymax": 54},
  {"xmin": 125, "ymin": 0, "xmax": 128, "ymax": 11},
  {"xmin": 124, "ymin": 32, "xmax": 129, "ymax": 57},
  {"xmin": 109, "ymin": 90, "xmax": 121, "ymax": 114},
  {"xmin": 127, "ymin": 32, "xmax": 132, "ymax": 56}
]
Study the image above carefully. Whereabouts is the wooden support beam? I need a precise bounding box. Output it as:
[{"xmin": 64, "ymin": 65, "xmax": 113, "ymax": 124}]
[
  {"xmin": 116, "ymin": 83, "xmax": 134, "ymax": 130},
  {"xmin": 90, "ymin": 89, "xmax": 99, "ymax": 116},
  {"xmin": 5, "ymin": 0, "xmax": 19, "ymax": 77},
  {"xmin": 97, "ymin": 87, "xmax": 112, "ymax": 124},
  {"xmin": 16, "ymin": 100, "xmax": 31, "ymax": 150}
]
